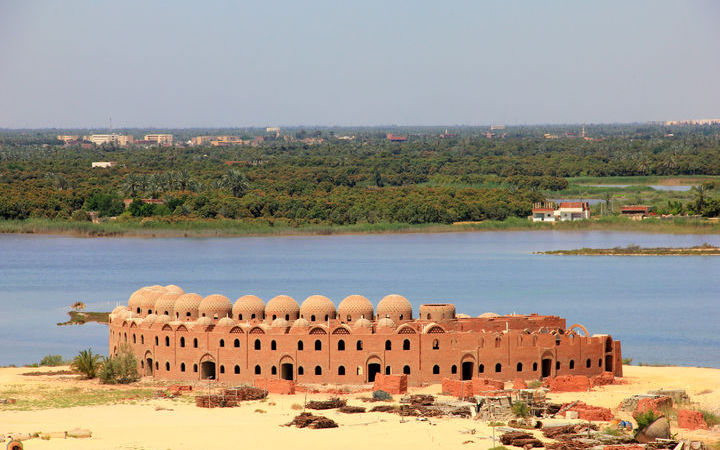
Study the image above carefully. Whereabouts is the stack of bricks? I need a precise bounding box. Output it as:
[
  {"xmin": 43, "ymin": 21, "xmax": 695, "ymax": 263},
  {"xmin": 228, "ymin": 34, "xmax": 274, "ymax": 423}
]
[
  {"xmin": 254, "ymin": 378, "xmax": 296, "ymax": 395},
  {"xmin": 561, "ymin": 401, "xmax": 614, "ymax": 421},
  {"xmin": 677, "ymin": 410, "xmax": 708, "ymax": 430},
  {"xmin": 224, "ymin": 386, "xmax": 268, "ymax": 400},
  {"xmin": 474, "ymin": 378, "xmax": 506, "ymax": 395},
  {"xmin": 372, "ymin": 374, "xmax": 408, "ymax": 394},
  {"xmin": 547, "ymin": 375, "xmax": 591, "ymax": 392},
  {"xmin": 441, "ymin": 378, "xmax": 474, "ymax": 399},
  {"xmin": 634, "ymin": 396, "xmax": 673, "ymax": 417},
  {"xmin": 195, "ymin": 394, "xmax": 238, "ymax": 408}
]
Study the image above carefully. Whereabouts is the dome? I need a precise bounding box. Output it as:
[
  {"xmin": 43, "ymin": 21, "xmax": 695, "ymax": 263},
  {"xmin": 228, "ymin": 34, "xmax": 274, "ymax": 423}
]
[
  {"xmin": 338, "ymin": 295, "xmax": 374, "ymax": 323},
  {"xmin": 292, "ymin": 317, "xmax": 310, "ymax": 328},
  {"xmin": 164, "ymin": 284, "xmax": 184, "ymax": 294},
  {"xmin": 194, "ymin": 316, "xmax": 213, "ymax": 327},
  {"xmin": 478, "ymin": 312, "xmax": 500, "ymax": 318},
  {"xmin": 174, "ymin": 293, "xmax": 203, "ymax": 320},
  {"xmin": 232, "ymin": 295, "xmax": 265, "ymax": 321},
  {"xmin": 456, "ymin": 313, "xmax": 470, "ymax": 318},
  {"xmin": 199, "ymin": 294, "xmax": 232, "ymax": 320},
  {"xmin": 155, "ymin": 292, "xmax": 181, "ymax": 316},
  {"xmin": 111, "ymin": 305, "xmax": 128, "ymax": 315},
  {"xmin": 155, "ymin": 314, "xmax": 170, "ymax": 324},
  {"xmin": 377, "ymin": 317, "xmax": 396, "ymax": 328},
  {"xmin": 300, "ymin": 295, "xmax": 336, "ymax": 323},
  {"xmin": 139, "ymin": 287, "xmax": 166, "ymax": 316},
  {"xmin": 217, "ymin": 316, "xmax": 236, "ymax": 327},
  {"xmin": 377, "ymin": 294, "xmax": 413, "ymax": 322},
  {"xmin": 119, "ymin": 309, "xmax": 134, "ymax": 320},
  {"xmin": 354, "ymin": 317, "xmax": 372, "ymax": 329},
  {"xmin": 144, "ymin": 313, "xmax": 158, "ymax": 323},
  {"xmin": 128, "ymin": 287, "xmax": 152, "ymax": 314},
  {"xmin": 265, "ymin": 295, "xmax": 300, "ymax": 322},
  {"xmin": 271, "ymin": 317, "xmax": 289, "ymax": 327}
]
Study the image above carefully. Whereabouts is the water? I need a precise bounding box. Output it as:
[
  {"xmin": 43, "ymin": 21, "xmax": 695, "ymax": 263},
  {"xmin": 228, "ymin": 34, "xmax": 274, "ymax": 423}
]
[
  {"xmin": 587, "ymin": 184, "xmax": 695, "ymax": 192},
  {"xmin": 1, "ymin": 232, "xmax": 719, "ymax": 367}
]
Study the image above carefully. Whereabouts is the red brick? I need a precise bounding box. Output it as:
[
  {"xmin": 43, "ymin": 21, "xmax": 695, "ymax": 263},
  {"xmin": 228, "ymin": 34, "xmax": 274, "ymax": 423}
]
[
  {"xmin": 562, "ymin": 401, "xmax": 614, "ymax": 421},
  {"xmin": 548, "ymin": 375, "xmax": 591, "ymax": 392},
  {"xmin": 442, "ymin": 378, "xmax": 474, "ymax": 399},
  {"xmin": 512, "ymin": 379, "xmax": 528, "ymax": 389},
  {"xmin": 372, "ymin": 374, "xmax": 408, "ymax": 394},
  {"xmin": 677, "ymin": 409, "xmax": 708, "ymax": 430},
  {"xmin": 254, "ymin": 377, "xmax": 295, "ymax": 395},
  {"xmin": 634, "ymin": 396, "xmax": 672, "ymax": 417}
]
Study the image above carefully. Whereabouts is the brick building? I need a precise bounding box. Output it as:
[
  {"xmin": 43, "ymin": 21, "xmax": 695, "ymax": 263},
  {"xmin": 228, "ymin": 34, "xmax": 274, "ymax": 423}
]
[{"xmin": 109, "ymin": 286, "xmax": 622, "ymax": 386}]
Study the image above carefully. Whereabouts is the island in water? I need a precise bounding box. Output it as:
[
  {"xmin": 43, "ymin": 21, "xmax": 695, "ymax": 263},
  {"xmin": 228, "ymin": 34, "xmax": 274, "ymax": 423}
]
[{"xmin": 537, "ymin": 243, "xmax": 720, "ymax": 256}]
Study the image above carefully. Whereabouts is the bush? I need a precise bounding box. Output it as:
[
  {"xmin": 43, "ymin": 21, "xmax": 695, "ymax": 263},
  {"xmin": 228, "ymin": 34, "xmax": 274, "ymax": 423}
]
[
  {"xmin": 99, "ymin": 345, "xmax": 139, "ymax": 384},
  {"xmin": 622, "ymin": 357, "xmax": 633, "ymax": 365},
  {"xmin": 634, "ymin": 410, "xmax": 658, "ymax": 431},
  {"xmin": 372, "ymin": 390, "xmax": 392, "ymax": 401},
  {"xmin": 702, "ymin": 410, "xmax": 720, "ymax": 427},
  {"xmin": 40, "ymin": 354, "xmax": 66, "ymax": 366},
  {"xmin": 511, "ymin": 401, "xmax": 530, "ymax": 418},
  {"xmin": 72, "ymin": 348, "xmax": 103, "ymax": 379}
]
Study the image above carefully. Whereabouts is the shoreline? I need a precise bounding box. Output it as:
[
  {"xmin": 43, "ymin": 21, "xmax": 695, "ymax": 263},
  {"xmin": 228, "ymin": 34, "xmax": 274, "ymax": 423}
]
[{"xmin": 2, "ymin": 217, "xmax": 720, "ymax": 239}]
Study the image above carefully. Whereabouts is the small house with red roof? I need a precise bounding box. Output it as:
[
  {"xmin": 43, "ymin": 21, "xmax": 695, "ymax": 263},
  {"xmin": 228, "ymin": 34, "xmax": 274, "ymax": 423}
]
[{"xmin": 531, "ymin": 201, "xmax": 591, "ymax": 222}]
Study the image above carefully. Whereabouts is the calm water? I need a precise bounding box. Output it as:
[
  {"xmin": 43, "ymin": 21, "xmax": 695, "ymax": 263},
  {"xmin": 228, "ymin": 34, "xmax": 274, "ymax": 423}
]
[
  {"xmin": 587, "ymin": 184, "xmax": 695, "ymax": 191},
  {"xmin": 1, "ymin": 232, "xmax": 719, "ymax": 367}
]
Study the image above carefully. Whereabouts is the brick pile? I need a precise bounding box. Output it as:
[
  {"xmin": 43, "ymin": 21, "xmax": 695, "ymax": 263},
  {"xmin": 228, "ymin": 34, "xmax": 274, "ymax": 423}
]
[
  {"xmin": 441, "ymin": 378, "xmax": 474, "ymax": 399},
  {"xmin": 254, "ymin": 377, "xmax": 295, "ymax": 395},
  {"xmin": 372, "ymin": 374, "xmax": 408, "ymax": 394},
  {"xmin": 634, "ymin": 396, "xmax": 672, "ymax": 417},
  {"xmin": 547, "ymin": 375, "xmax": 591, "ymax": 392},
  {"xmin": 561, "ymin": 401, "xmax": 614, "ymax": 421},
  {"xmin": 474, "ymin": 378, "xmax": 506, "ymax": 394},
  {"xmin": 677, "ymin": 410, "xmax": 708, "ymax": 430}
]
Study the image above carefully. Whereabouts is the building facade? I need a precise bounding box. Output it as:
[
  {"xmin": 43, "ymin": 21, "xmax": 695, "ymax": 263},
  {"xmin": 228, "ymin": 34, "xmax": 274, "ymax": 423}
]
[
  {"xmin": 144, "ymin": 134, "xmax": 174, "ymax": 145},
  {"xmin": 109, "ymin": 286, "xmax": 622, "ymax": 385},
  {"xmin": 532, "ymin": 202, "xmax": 591, "ymax": 222}
]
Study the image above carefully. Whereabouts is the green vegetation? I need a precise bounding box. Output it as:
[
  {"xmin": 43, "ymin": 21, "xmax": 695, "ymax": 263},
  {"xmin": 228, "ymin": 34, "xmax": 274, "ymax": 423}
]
[
  {"xmin": 72, "ymin": 348, "xmax": 103, "ymax": 379},
  {"xmin": 99, "ymin": 345, "xmax": 140, "ymax": 384},
  {"xmin": 527, "ymin": 380, "xmax": 543, "ymax": 389},
  {"xmin": 539, "ymin": 243, "xmax": 720, "ymax": 256},
  {"xmin": 702, "ymin": 410, "xmax": 720, "ymax": 427},
  {"xmin": 622, "ymin": 357, "xmax": 633, "ymax": 365},
  {"xmin": 511, "ymin": 401, "xmax": 530, "ymax": 418},
  {"xmin": 39, "ymin": 354, "xmax": 67, "ymax": 367},
  {"xmin": 57, "ymin": 310, "xmax": 110, "ymax": 326},
  {"xmin": 0, "ymin": 384, "xmax": 155, "ymax": 411},
  {"xmin": 634, "ymin": 410, "xmax": 659, "ymax": 432}
]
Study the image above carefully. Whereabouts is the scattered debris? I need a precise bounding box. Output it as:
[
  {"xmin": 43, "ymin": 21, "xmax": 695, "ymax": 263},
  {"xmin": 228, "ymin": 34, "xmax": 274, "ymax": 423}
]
[
  {"xmin": 677, "ymin": 409, "xmax": 708, "ymax": 430},
  {"xmin": 401, "ymin": 394, "xmax": 435, "ymax": 407},
  {"xmin": 338, "ymin": 405, "xmax": 366, "ymax": 414},
  {"xmin": 1, "ymin": 397, "xmax": 17, "ymax": 405},
  {"xmin": 224, "ymin": 386, "xmax": 268, "ymax": 401},
  {"xmin": 499, "ymin": 431, "xmax": 544, "ymax": 448},
  {"xmin": 561, "ymin": 401, "xmax": 614, "ymax": 421},
  {"xmin": 287, "ymin": 412, "xmax": 339, "ymax": 429},
  {"xmin": 306, "ymin": 397, "xmax": 346, "ymax": 410}
]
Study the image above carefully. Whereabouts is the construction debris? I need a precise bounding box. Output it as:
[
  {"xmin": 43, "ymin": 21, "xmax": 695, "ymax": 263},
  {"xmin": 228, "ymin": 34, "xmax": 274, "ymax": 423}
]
[
  {"xmin": 338, "ymin": 405, "xmax": 366, "ymax": 414},
  {"xmin": 499, "ymin": 431, "xmax": 544, "ymax": 448},
  {"xmin": 287, "ymin": 412, "xmax": 339, "ymax": 429},
  {"xmin": 306, "ymin": 397, "xmax": 346, "ymax": 410},
  {"xmin": 400, "ymin": 394, "xmax": 435, "ymax": 407}
]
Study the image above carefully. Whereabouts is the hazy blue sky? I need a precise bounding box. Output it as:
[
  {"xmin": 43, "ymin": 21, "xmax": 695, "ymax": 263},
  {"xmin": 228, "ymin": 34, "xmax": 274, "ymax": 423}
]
[{"xmin": 1, "ymin": 1, "xmax": 718, "ymax": 128}]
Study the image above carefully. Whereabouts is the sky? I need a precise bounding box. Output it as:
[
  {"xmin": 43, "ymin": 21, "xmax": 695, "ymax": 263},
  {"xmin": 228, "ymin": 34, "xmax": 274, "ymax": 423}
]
[{"xmin": 1, "ymin": 0, "xmax": 719, "ymax": 128}]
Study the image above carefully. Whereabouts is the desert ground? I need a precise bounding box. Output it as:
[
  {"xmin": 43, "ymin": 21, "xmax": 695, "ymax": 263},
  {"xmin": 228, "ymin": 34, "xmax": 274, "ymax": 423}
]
[{"xmin": 1, "ymin": 365, "xmax": 718, "ymax": 450}]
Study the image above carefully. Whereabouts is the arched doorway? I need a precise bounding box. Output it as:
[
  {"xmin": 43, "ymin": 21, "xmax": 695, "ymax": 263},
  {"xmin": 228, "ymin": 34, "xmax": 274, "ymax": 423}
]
[
  {"xmin": 144, "ymin": 352, "xmax": 153, "ymax": 377},
  {"xmin": 201, "ymin": 361, "xmax": 216, "ymax": 379},
  {"xmin": 279, "ymin": 355, "xmax": 295, "ymax": 381},
  {"xmin": 541, "ymin": 357, "xmax": 553, "ymax": 378},
  {"xmin": 605, "ymin": 355, "xmax": 613, "ymax": 372},
  {"xmin": 366, "ymin": 356, "xmax": 382, "ymax": 383},
  {"xmin": 461, "ymin": 361, "xmax": 474, "ymax": 380}
]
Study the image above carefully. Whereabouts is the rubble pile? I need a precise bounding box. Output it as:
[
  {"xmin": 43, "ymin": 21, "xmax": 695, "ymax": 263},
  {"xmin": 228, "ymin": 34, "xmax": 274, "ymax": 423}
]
[
  {"xmin": 337, "ymin": 405, "xmax": 366, "ymax": 414},
  {"xmin": 500, "ymin": 431, "xmax": 544, "ymax": 448},
  {"xmin": 306, "ymin": 397, "xmax": 346, "ymax": 410},
  {"xmin": 287, "ymin": 412, "xmax": 339, "ymax": 429}
]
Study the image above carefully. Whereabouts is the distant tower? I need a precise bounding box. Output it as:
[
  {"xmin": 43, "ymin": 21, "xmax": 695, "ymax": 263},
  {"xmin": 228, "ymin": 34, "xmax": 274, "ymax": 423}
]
[{"xmin": 581, "ymin": 122, "xmax": 586, "ymax": 138}]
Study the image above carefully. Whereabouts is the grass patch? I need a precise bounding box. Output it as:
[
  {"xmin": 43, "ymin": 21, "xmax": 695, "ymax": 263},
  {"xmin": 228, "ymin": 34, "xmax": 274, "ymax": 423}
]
[
  {"xmin": 291, "ymin": 403, "xmax": 303, "ymax": 410},
  {"xmin": 0, "ymin": 384, "xmax": 155, "ymax": 411},
  {"xmin": 702, "ymin": 410, "xmax": 720, "ymax": 427},
  {"xmin": 527, "ymin": 380, "xmax": 543, "ymax": 389}
]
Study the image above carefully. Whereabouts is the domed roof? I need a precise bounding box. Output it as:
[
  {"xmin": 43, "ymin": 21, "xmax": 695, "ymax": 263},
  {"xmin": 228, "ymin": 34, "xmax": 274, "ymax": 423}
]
[
  {"xmin": 139, "ymin": 287, "xmax": 166, "ymax": 314},
  {"xmin": 194, "ymin": 316, "xmax": 213, "ymax": 326},
  {"xmin": 199, "ymin": 294, "xmax": 232, "ymax": 319},
  {"xmin": 271, "ymin": 317, "xmax": 289, "ymax": 327},
  {"xmin": 128, "ymin": 287, "xmax": 152, "ymax": 311},
  {"xmin": 265, "ymin": 295, "xmax": 300, "ymax": 320},
  {"xmin": 155, "ymin": 292, "xmax": 181, "ymax": 315},
  {"xmin": 377, "ymin": 294, "xmax": 413, "ymax": 321},
  {"xmin": 112, "ymin": 305, "xmax": 128, "ymax": 315},
  {"xmin": 377, "ymin": 317, "xmax": 396, "ymax": 328},
  {"xmin": 300, "ymin": 295, "xmax": 336, "ymax": 322},
  {"xmin": 175, "ymin": 293, "xmax": 203, "ymax": 310},
  {"xmin": 217, "ymin": 316, "xmax": 236, "ymax": 327},
  {"xmin": 338, "ymin": 295, "xmax": 374, "ymax": 321},
  {"xmin": 144, "ymin": 313, "xmax": 158, "ymax": 323},
  {"xmin": 164, "ymin": 284, "xmax": 184, "ymax": 294},
  {"xmin": 292, "ymin": 317, "xmax": 310, "ymax": 328},
  {"xmin": 155, "ymin": 314, "xmax": 170, "ymax": 324},
  {"xmin": 119, "ymin": 309, "xmax": 134, "ymax": 320},
  {"xmin": 354, "ymin": 317, "xmax": 372, "ymax": 328},
  {"xmin": 478, "ymin": 312, "xmax": 500, "ymax": 318},
  {"xmin": 232, "ymin": 295, "xmax": 265, "ymax": 320},
  {"xmin": 456, "ymin": 313, "xmax": 470, "ymax": 318}
]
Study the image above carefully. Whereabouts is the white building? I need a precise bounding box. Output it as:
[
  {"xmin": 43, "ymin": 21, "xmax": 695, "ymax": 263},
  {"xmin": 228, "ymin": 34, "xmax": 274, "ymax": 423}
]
[
  {"xmin": 531, "ymin": 202, "xmax": 591, "ymax": 222},
  {"xmin": 91, "ymin": 161, "xmax": 118, "ymax": 168}
]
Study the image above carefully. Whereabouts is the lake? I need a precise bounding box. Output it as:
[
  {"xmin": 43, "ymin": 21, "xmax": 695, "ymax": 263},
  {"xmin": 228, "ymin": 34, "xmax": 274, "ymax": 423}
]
[
  {"xmin": 587, "ymin": 184, "xmax": 695, "ymax": 192},
  {"xmin": 1, "ymin": 232, "xmax": 719, "ymax": 367}
]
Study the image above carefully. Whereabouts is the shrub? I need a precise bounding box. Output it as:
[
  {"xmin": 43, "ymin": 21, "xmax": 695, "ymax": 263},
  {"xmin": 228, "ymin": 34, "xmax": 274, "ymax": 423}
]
[
  {"xmin": 372, "ymin": 390, "xmax": 392, "ymax": 401},
  {"xmin": 622, "ymin": 357, "xmax": 633, "ymax": 365},
  {"xmin": 72, "ymin": 348, "xmax": 103, "ymax": 379},
  {"xmin": 40, "ymin": 354, "xmax": 66, "ymax": 366},
  {"xmin": 99, "ymin": 345, "xmax": 139, "ymax": 384},
  {"xmin": 634, "ymin": 410, "xmax": 658, "ymax": 431},
  {"xmin": 527, "ymin": 380, "xmax": 543, "ymax": 389},
  {"xmin": 511, "ymin": 401, "xmax": 530, "ymax": 418},
  {"xmin": 702, "ymin": 410, "xmax": 720, "ymax": 427},
  {"xmin": 291, "ymin": 403, "xmax": 303, "ymax": 410}
]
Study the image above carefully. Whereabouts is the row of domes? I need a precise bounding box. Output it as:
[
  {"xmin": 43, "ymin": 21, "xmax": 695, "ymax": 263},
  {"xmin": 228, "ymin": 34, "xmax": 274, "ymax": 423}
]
[{"xmin": 125, "ymin": 286, "xmax": 415, "ymax": 325}]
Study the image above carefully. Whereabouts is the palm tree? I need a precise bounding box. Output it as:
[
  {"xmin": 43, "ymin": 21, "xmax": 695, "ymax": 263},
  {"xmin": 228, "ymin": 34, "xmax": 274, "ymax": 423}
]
[
  {"xmin": 691, "ymin": 183, "xmax": 713, "ymax": 213},
  {"xmin": 221, "ymin": 169, "xmax": 250, "ymax": 197},
  {"xmin": 603, "ymin": 191, "xmax": 613, "ymax": 216},
  {"xmin": 72, "ymin": 348, "xmax": 103, "ymax": 379}
]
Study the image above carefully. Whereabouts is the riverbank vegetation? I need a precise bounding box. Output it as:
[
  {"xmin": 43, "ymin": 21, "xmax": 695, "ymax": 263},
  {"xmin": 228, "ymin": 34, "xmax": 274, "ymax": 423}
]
[
  {"xmin": 2, "ymin": 125, "xmax": 720, "ymax": 235},
  {"xmin": 538, "ymin": 243, "xmax": 720, "ymax": 256}
]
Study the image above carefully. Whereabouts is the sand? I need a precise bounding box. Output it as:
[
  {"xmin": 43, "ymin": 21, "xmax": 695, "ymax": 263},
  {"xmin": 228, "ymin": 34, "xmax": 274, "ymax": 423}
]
[{"xmin": 1, "ymin": 365, "xmax": 718, "ymax": 450}]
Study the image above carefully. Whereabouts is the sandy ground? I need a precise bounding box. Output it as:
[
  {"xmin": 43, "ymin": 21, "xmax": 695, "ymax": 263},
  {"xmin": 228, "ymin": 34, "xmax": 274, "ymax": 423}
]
[{"xmin": 1, "ymin": 365, "xmax": 718, "ymax": 450}]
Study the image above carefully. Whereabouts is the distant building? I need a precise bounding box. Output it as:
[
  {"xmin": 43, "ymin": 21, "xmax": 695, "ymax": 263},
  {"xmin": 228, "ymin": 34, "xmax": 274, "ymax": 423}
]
[
  {"xmin": 531, "ymin": 201, "xmax": 591, "ymax": 222},
  {"xmin": 386, "ymin": 133, "xmax": 407, "ymax": 142},
  {"xmin": 621, "ymin": 205, "xmax": 650, "ymax": 219},
  {"xmin": 665, "ymin": 119, "xmax": 720, "ymax": 126},
  {"xmin": 84, "ymin": 134, "xmax": 134, "ymax": 146},
  {"xmin": 490, "ymin": 125, "xmax": 505, "ymax": 131},
  {"xmin": 266, "ymin": 127, "xmax": 280, "ymax": 137},
  {"xmin": 91, "ymin": 161, "xmax": 118, "ymax": 168},
  {"xmin": 336, "ymin": 135, "xmax": 355, "ymax": 141},
  {"xmin": 144, "ymin": 134, "xmax": 173, "ymax": 146},
  {"xmin": 57, "ymin": 135, "xmax": 79, "ymax": 144},
  {"xmin": 189, "ymin": 136, "xmax": 214, "ymax": 146},
  {"xmin": 123, "ymin": 198, "xmax": 165, "ymax": 209}
]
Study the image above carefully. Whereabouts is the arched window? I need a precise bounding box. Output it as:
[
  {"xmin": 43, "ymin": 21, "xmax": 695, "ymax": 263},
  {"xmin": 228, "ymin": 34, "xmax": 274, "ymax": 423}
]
[
  {"xmin": 238, "ymin": 313, "xmax": 243, "ymax": 320},
  {"xmin": 324, "ymin": 314, "xmax": 329, "ymax": 321},
  {"xmin": 298, "ymin": 340, "xmax": 304, "ymax": 351},
  {"xmin": 385, "ymin": 340, "xmax": 392, "ymax": 351},
  {"xmin": 314, "ymin": 339, "xmax": 322, "ymax": 351},
  {"xmin": 141, "ymin": 335, "xmax": 144, "ymax": 344},
  {"xmin": 399, "ymin": 314, "xmax": 404, "ymax": 320},
  {"xmin": 234, "ymin": 365, "xmax": 240, "ymax": 374},
  {"xmin": 337, "ymin": 339, "xmax": 345, "ymax": 351},
  {"xmin": 427, "ymin": 313, "xmax": 431, "ymax": 319},
  {"xmin": 180, "ymin": 363, "xmax": 185, "ymax": 372},
  {"xmin": 403, "ymin": 365, "xmax": 411, "ymax": 375},
  {"xmin": 271, "ymin": 366, "xmax": 277, "ymax": 375},
  {"xmin": 433, "ymin": 365, "xmax": 440, "ymax": 374},
  {"xmin": 478, "ymin": 364, "xmax": 485, "ymax": 374},
  {"xmin": 311, "ymin": 315, "xmax": 316, "ymax": 322},
  {"xmin": 346, "ymin": 315, "xmax": 352, "ymax": 322},
  {"xmin": 193, "ymin": 363, "xmax": 198, "ymax": 372},
  {"xmin": 220, "ymin": 365, "xmax": 225, "ymax": 374},
  {"xmin": 133, "ymin": 334, "xmax": 136, "ymax": 344},
  {"xmin": 315, "ymin": 366, "xmax": 322, "ymax": 375},
  {"xmin": 403, "ymin": 339, "xmax": 410, "ymax": 351},
  {"xmin": 272, "ymin": 314, "xmax": 277, "ymax": 320},
  {"xmin": 495, "ymin": 363, "xmax": 502, "ymax": 373},
  {"xmin": 385, "ymin": 366, "xmax": 391, "ymax": 375},
  {"xmin": 193, "ymin": 338, "xmax": 198, "ymax": 348},
  {"xmin": 338, "ymin": 365, "xmax": 345, "ymax": 376},
  {"xmin": 254, "ymin": 339, "xmax": 261, "ymax": 350},
  {"xmin": 451, "ymin": 365, "xmax": 457, "ymax": 374},
  {"xmin": 495, "ymin": 337, "xmax": 502, "ymax": 348},
  {"xmin": 180, "ymin": 337, "xmax": 185, "ymax": 347},
  {"xmin": 255, "ymin": 365, "xmax": 261, "ymax": 375},
  {"xmin": 165, "ymin": 362, "xmax": 170, "ymax": 371},
  {"xmin": 137, "ymin": 307, "xmax": 141, "ymax": 314},
  {"xmin": 555, "ymin": 337, "xmax": 561, "ymax": 346},
  {"xmin": 251, "ymin": 313, "xmax": 256, "ymax": 319},
  {"xmin": 533, "ymin": 362, "xmax": 538, "ymax": 371},
  {"xmin": 298, "ymin": 366, "xmax": 304, "ymax": 375},
  {"xmin": 556, "ymin": 361, "xmax": 561, "ymax": 370},
  {"xmin": 598, "ymin": 359, "xmax": 602, "ymax": 367},
  {"xmin": 432, "ymin": 339, "xmax": 439, "ymax": 350},
  {"xmin": 165, "ymin": 336, "xmax": 170, "ymax": 347},
  {"xmin": 285, "ymin": 314, "xmax": 289, "ymax": 320},
  {"xmin": 219, "ymin": 339, "xmax": 225, "ymax": 347},
  {"xmin": 569, "ymin": 360, "xmax": 575, "ymax": 370},
  {"xmin": 356, "ymin": 340, "xmax": 363, "ymax": 351},
  {"xmin": 517, "ymin": 362, "xmax": 523, "ymax": 372},
  {"xmin": 234, "ymin": 338, "xmax": 240, "ymax": 348},
  {"xmin": 154, "ymin": 336, "xmax": 159, "ymax": 346},
  {"xmin": 271, "ymin": 340, "xmax": 277, "ymax": 351},
  {"xmin": 586, "ymin": 358, "xmax": 591, "ymax": 368}
]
